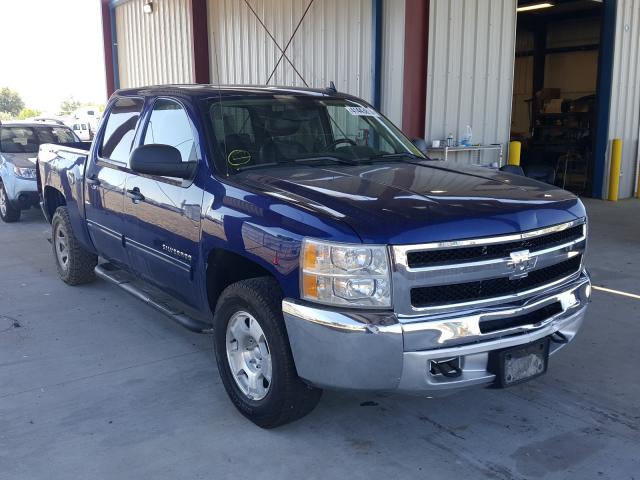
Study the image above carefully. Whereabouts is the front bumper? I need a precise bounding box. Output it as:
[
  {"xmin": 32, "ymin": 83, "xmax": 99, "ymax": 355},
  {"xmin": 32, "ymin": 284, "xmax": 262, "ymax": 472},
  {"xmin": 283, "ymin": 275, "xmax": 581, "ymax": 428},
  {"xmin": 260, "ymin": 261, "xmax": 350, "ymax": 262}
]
[
  {"xmin": 283, "ymin": 271, "xmax": 591, "ymax": 393},
  {"xmin": 2, "ymin": 175, "xmax": 38, "ymax": 208}
]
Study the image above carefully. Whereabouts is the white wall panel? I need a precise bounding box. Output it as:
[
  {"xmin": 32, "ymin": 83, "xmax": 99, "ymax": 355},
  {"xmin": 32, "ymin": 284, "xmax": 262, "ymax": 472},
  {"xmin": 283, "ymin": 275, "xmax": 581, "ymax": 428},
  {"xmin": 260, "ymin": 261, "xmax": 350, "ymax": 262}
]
[
  {"xmin": 425, "ymin": 0, "xmax": 516, "ymax": 165},
  {"xmin": 605, "ymin": 0, "xmax": 640, "ymax": 198},
  {"xmin": 381, "ymin": 0, "xmax": 406, "ymax": 126},
  {"xmin": 207, "ymin": 0, "xmax": 373, "ymax": 102},
  {"xmin": 116, "ymin": 0, "xmax": 194, "ymax": 88}
]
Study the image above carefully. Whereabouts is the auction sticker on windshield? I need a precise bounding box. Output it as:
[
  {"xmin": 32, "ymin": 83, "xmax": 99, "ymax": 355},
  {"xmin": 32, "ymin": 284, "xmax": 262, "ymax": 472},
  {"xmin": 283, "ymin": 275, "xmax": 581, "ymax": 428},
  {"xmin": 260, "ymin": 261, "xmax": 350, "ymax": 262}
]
[{"xmin": 345, "ymin": 106, "xmax": 379, "ymax": 117}]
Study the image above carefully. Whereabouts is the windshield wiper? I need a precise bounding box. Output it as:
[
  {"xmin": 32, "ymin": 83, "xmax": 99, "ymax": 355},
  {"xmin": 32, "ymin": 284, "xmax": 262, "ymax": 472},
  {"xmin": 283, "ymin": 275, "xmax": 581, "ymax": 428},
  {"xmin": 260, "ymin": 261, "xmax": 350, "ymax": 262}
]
[
  {"xmin": 367, "ymin": 152, "xmax": 424, "ymax": 162},
  {"xmin": 235, "ymin": 162, "xmax": 279, "ymax": 172},
  {"xmin": 235, "ymin": 156, "xmax": 360, "ymax": 172},
  {"xmin": 294, "ymin": 156, "xmax": 361, "ymax": 166},
  {"xmin": 235, "ymin": 155, "xmax": 366, "ymax": 172}
]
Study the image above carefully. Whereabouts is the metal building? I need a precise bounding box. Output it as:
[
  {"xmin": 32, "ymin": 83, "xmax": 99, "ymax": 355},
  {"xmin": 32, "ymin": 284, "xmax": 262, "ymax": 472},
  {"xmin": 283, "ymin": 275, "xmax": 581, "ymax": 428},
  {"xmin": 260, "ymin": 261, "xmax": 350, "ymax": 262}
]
[{"xmin": 101, "ymin": 0, "xmax": 639, "ymax": 199}]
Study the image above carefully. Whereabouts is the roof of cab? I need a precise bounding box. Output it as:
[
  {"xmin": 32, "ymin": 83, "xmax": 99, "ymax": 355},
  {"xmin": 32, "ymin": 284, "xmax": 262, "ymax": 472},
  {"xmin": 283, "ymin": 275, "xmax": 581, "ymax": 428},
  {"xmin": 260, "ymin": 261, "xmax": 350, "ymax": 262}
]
[{"xmin": 114, "ymin": 84, "xmax": 358, "ymax": 100}]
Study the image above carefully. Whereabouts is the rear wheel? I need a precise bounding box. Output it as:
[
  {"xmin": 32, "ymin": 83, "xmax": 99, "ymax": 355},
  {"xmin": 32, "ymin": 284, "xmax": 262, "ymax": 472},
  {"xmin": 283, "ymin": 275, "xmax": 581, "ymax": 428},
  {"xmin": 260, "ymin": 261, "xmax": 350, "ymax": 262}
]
[
  {"xmin": 51, "ymin": 207, "xmax": 98, "ymax": 285},
  {"xmin": 0, "ymin": 184, "xmax": 21, "ymax": 223},
  {"xmin": 213, "ymin": 277, "xmax": 322, "ymax": 428}
]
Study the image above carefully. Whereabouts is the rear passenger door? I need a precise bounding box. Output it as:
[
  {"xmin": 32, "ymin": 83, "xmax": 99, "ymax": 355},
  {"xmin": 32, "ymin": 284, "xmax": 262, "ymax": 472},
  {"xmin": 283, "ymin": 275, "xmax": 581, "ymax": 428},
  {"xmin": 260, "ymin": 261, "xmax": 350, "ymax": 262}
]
[
  {"xmin": 123, "ymin": 98, "xmax": 204, "ymax": 307},
  {"xmin": 84, "ymin": 97, "xmax": 143, "ymax": 265}
]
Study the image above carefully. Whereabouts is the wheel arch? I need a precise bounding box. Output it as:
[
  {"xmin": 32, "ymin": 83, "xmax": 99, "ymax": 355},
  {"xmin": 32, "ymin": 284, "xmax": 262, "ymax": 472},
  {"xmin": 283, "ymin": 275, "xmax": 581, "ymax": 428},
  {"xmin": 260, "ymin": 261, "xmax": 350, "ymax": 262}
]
[
  {"xmin": 205, "ymin": 248, "xmax": 282, "ymax": 314},
  {"xmin": 43, "ymin": 186, "xmax": 67, "ymax": 223}
]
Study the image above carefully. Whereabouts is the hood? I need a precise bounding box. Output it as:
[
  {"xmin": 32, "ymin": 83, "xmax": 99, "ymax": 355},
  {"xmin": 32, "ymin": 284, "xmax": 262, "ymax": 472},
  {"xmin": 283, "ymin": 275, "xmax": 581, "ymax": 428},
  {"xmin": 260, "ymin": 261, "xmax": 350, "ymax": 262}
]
[
  {"xmin": 237, "ymin": 161, "xmax": 586, "ymax": 244},
  {"xmin": 1, "ymin": 152, "xmax": 37, "ymax": 168}
]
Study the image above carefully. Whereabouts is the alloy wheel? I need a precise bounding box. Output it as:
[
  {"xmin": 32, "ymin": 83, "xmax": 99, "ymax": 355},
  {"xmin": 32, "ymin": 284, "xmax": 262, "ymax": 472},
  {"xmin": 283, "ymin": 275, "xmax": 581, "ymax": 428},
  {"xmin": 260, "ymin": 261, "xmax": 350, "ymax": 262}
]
[
  {"xmin": 0, "ymin": 188, "xmax": 6, "ymax": 217},
  {"xmin": 225, "ymin": 311, "xmax": 272, "ymax": 401},
  {"xmin": 54, "ymin": 223, "xmax": 69, "ymax": 272}
]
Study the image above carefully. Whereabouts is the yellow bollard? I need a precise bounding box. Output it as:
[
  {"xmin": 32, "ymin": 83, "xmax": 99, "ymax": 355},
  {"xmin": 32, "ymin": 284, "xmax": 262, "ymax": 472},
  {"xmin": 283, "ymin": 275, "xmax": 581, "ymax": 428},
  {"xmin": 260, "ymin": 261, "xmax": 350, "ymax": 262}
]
[
  {"xmin": 508, "ymin": 141, "xmax": 521, "ymax": 166},
  {"xmin": 608, "ymin": 138, "xmax": 623, "ymax": 201}
]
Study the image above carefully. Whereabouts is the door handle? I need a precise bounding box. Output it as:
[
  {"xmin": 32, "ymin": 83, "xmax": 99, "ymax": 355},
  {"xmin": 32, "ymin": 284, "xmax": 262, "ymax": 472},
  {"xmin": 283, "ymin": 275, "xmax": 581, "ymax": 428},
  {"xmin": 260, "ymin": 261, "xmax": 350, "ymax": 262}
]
[
  {"xmin": 85, "ymin": 175, "xmax": 100, "ymax": 186},
  {"xmin": 126, "ymin": 187, "xmax": 145, "ymax": 203}
]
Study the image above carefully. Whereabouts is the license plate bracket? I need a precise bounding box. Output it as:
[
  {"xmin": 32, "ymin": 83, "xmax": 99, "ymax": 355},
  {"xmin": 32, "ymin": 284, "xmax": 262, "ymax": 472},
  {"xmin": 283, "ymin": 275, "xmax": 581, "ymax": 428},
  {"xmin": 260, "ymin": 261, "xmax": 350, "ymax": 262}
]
[{"xmin": 489, "ymin": 337, "xmax": 550, "ymax": 387}]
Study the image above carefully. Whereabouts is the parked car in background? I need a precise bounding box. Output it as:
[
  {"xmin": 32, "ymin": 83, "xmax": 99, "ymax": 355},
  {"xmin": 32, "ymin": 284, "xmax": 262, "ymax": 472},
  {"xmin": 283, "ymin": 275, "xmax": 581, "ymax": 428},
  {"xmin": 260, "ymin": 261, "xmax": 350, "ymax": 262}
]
[
  {"xmin": 71, "ymin": 106, "xmax": 101, "ymax": 131},
  {"xmin": 67, "ymin": 121, "xmax": 93, "ymax": 141},
  {"xmin": 38, "ymin": 86, "xmax": 591, "ymax": 428},
  {"xmin": 0, "ymin": 121, "xmax": 82, "ymax": 222},
  {"xmin": 31, "ymin": 117, "xmax": 66, "ymax": 126}
]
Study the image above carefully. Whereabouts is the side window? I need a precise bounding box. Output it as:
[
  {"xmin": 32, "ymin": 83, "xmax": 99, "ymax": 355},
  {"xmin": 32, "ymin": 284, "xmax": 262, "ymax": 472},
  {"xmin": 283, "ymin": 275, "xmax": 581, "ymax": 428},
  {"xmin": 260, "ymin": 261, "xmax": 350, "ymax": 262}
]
[
  {"xmin": 99, "ymin": 97, "xmax": 144, "ymax": 163},
  {"xmin": 40, "ymin": 127, "xmax": 76, "ymax": 144},
  {"xmin": 143, "ymin": 99, "xmax": 197, "ymax": 162}
]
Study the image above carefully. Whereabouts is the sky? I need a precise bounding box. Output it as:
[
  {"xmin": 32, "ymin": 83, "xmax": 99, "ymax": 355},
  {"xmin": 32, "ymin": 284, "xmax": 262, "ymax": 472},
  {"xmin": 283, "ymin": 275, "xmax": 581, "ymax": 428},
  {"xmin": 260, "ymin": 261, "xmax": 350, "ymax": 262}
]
[{"xmin": 0, "ymin": 0, "xmax": 107, "ymax": 114}]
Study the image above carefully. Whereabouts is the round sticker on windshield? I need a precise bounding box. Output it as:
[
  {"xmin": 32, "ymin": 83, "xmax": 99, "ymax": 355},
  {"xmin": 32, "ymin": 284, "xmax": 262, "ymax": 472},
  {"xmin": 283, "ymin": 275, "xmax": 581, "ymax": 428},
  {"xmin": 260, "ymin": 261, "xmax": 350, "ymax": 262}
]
[{"xmin": 227, "ymin": 149, "xmax": 252, "ymax": 167}]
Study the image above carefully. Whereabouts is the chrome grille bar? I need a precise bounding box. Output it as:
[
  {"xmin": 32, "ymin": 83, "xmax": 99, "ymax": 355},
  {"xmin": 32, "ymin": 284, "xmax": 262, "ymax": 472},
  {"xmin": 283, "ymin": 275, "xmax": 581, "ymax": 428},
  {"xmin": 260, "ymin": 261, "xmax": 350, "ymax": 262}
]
[{"xmin": 391, "ymin": 219, "xmax": 587, "ymax": 317}]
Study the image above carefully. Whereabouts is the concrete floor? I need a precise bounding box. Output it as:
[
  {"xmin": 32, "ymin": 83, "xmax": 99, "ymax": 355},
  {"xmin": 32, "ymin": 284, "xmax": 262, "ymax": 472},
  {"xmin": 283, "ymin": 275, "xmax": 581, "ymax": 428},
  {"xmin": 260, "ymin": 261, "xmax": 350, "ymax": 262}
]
[{"xmin": 0, "ymin": 199, "xmax": 638, "ymax": 480}]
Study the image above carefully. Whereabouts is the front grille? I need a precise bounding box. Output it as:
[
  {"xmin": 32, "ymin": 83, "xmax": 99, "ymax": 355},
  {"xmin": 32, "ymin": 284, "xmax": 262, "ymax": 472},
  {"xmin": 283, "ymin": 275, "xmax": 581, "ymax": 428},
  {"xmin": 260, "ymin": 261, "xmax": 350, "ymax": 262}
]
[
  {"xmin": 407, "ymin": 224, "xmax": 584, "ymax": 268},
  {"xmin": 410, "ymin": 255, "xmax": 582, "ymax": 308}
]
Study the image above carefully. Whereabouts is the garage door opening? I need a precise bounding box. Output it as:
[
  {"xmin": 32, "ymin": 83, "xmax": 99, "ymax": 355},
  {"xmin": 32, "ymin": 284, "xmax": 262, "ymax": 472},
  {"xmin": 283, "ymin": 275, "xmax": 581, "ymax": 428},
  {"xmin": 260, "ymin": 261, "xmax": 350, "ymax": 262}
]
[{"xmin": 510, "ymin": 0, "xmax": 604, "ymax": 196}]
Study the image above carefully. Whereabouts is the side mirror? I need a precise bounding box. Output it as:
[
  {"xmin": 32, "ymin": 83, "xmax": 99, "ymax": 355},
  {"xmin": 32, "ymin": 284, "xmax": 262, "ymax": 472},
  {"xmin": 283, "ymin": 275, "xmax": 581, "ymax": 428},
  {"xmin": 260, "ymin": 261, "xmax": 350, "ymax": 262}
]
[
  {"xmin": 411, "ymin": 138, "xmax": 429, "ymax": 153},
  {"xmin": 129, "ymin": 144, "xmax": 197, "ymax": 179}
]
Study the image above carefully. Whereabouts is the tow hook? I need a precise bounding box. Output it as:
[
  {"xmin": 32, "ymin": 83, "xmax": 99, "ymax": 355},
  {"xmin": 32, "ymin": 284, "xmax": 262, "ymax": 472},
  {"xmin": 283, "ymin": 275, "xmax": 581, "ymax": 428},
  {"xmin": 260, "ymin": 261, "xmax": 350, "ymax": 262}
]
[
  {"xmin": 550, "ymin": 331, "xmax": 569, "ymax": 344},
  {"xmin": 430, "ymin": 357, "xmax": 463, "ymax": 378}
]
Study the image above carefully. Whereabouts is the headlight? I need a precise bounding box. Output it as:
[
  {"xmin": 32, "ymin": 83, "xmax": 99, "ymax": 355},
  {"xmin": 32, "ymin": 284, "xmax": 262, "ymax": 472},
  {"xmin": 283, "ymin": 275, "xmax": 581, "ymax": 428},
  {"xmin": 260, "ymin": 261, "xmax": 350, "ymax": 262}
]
[
  {"xmin": 301, "ymin": 238, "xmax": 391, "ymax": 308},
  {"xmin": 13, "ymin": 165, "xmax": 37, "ymax": 179}
]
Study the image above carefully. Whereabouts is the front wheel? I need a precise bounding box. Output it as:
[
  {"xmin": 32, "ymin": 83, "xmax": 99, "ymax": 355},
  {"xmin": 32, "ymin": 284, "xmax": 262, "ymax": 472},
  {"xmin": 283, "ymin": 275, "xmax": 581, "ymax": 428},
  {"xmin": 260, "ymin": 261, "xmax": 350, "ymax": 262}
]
[
  {"xmin": 51, "ymin": 207, "xmax": 98, "ymax": 285},
  {"xmin": 0, "ymin": 184, "xmax": 21, "ymax": 223},
  {"xmin": 213, "ymin": 277, "xmax": 322, "ymax": 428}
]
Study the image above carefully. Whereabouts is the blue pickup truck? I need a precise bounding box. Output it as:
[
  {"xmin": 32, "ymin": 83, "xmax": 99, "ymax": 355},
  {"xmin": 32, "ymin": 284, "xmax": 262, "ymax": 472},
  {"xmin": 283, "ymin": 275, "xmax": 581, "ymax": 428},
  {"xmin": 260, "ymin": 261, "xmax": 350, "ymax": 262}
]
[{"xmin": 37, "ymin": 85, "xmax": 591, "ymax": 428}]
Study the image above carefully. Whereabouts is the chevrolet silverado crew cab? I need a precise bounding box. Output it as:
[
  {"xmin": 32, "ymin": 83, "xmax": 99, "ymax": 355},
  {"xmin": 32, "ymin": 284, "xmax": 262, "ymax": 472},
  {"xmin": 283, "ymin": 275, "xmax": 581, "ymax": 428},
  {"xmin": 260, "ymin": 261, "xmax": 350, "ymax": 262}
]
[
  {"xmin": 37, "ymin": 85, "xmax": 591, "ymax": 428},
  {"xmin": 0, "ymin": 121, "xmax": 81, "ymax": 222}
]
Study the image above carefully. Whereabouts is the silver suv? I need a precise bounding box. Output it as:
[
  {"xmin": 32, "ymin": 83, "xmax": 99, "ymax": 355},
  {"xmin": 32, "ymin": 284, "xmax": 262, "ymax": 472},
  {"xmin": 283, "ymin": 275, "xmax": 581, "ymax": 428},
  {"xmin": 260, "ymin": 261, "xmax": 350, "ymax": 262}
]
[{"xmin": 0, "ymin": 121, "xmax": 79, "ymax": 222}]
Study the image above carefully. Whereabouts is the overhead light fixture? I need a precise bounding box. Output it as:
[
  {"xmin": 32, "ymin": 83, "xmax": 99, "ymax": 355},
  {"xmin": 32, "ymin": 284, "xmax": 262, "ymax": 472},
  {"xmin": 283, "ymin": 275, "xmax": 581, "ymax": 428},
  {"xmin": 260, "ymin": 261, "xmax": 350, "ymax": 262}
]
[
  {"xmin": 143, "ymin": 1, "xmax": 153, "ymax": 14},
  {"xmin": 517, "ymin": 2, "xmax": 554, "ymax": 12}
]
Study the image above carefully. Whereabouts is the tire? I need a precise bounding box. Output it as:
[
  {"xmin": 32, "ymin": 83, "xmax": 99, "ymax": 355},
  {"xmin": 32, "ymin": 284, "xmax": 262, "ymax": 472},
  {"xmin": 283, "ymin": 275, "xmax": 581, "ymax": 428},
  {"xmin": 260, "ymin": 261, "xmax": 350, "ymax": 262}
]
[
  {"xmin": 0, "ymin": 184, "xmax": 21, "ymax": 223},
  {"xmin": 213, "ymin": 277, "xmax": 322, "ymax": 428},
  {"xmin": 51, "ymin": 207, "xmax": 98, "ymax": 285}
]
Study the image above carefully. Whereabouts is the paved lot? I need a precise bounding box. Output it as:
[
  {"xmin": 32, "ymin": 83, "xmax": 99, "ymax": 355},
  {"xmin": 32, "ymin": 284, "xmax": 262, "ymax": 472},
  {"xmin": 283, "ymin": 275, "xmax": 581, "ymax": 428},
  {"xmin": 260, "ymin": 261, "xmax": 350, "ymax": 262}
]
[{"xmin": 1, "ymin": 199, "xmax": 639, "ymax": 480}]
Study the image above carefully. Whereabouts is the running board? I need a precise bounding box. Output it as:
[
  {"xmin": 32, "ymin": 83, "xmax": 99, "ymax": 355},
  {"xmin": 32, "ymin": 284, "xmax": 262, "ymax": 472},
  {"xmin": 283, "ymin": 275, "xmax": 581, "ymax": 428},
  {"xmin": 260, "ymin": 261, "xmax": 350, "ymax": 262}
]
[{"xmin": 95, "ymin": 263, "xmax": 214, "ymax": 334}]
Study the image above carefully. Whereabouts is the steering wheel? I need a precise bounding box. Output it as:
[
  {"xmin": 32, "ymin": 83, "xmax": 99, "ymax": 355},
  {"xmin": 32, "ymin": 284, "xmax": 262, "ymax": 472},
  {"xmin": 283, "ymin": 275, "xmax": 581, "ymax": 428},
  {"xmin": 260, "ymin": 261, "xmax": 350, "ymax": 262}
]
[{"xmin": 326, "ymin": 138, "xmax": 357, "ymax": 150}]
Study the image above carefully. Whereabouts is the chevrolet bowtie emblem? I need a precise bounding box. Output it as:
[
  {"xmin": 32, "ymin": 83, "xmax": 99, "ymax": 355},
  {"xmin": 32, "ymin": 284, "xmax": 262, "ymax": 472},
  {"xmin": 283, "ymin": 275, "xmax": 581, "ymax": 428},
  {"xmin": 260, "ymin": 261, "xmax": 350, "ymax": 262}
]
[{"xmin": 507, "ymin": 249, "xmax": 537, "ymax": 279}]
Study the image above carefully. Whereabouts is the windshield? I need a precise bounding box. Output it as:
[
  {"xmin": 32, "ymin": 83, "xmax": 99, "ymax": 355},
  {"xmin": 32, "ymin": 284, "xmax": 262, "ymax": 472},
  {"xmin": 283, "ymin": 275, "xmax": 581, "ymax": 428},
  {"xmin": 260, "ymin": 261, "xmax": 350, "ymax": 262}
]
[
  {"xmin": 202, "ymin": 96, "xmax": 424, "ymax": 174},
  {"xmin": 0, "ymin": 126, "xmax": 78, "ymax": 153}
]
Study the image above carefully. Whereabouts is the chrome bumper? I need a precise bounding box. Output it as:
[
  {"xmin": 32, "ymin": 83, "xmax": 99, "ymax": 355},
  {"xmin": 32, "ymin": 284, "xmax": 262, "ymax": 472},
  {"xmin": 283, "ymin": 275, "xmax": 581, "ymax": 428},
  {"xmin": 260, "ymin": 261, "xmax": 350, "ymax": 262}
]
[{"xmin": 282, "ymin": 271, "xmax": 591, "ymax": 393}]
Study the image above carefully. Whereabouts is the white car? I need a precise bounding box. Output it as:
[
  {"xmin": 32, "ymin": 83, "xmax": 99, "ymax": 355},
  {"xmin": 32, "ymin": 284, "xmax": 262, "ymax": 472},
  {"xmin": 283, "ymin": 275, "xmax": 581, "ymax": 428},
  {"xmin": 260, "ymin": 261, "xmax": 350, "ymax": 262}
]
[
  {"xmin": 0, "ymin": 121, "xmax": 80, "ymax": 222},
  {"xmin": 69, "ymin": 121, "xmax": 93, "ymax": 141}
]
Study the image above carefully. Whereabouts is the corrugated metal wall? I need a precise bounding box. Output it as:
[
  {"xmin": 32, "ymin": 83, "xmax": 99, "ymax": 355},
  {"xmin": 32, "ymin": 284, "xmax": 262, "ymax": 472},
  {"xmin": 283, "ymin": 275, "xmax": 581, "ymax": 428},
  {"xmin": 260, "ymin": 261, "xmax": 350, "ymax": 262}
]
[
  {"xmin": 605, "ymin": 0, "xmax": 640, "ymax": 198},
  {"xmin": 207, "ymin": 0, "xmax": 373, "ymax": 101},
  {"xmin": 381, "ymin": 0, "xmax": 406, "ymax": 126},
  {"xmin": 115, "ymin": 0, "xmax": 194, "ymax": 88},
  {"xmin": 425, "ymin": 0, "xmax": 516, "ymax": 165}
]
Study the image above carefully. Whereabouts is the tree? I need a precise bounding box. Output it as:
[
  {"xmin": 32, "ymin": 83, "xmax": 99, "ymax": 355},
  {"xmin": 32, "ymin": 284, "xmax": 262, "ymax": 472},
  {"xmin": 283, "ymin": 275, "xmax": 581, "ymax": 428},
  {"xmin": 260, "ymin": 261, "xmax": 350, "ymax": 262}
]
[
  {"xmin": 59, "ymin": 96, "xmax": 81, "ymax": 116},
  {"xmin": 18, "ymin": 108, "xmax": 41, "ymax": 120},
  {"xmin": 0, "ymin": 87, "xmax": 25, "ymax": 117},
  {"xmin": 0, "ymin": 111, "xmax": 14, "ymax": 121}
]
